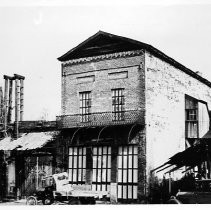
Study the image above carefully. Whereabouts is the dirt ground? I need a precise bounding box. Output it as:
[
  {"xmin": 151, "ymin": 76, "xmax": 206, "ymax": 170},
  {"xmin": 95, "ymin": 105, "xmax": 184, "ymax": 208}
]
[{"xmin": 0, "ymin": 199, "xmax": 111, "ymax": 205}]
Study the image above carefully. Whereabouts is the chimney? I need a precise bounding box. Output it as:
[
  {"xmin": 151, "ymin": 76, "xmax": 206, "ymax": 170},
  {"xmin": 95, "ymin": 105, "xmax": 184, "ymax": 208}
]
[
  {"xmin": 14, "ymin": 74, "xmax": 25, "ymax": 139},
  {"xmin": 8, "ymin": 77, "xmax": 14, "ymax": 123},
  {"xmin": 3, "ymin": 75, "xmax": 9, "ymax": 130}
]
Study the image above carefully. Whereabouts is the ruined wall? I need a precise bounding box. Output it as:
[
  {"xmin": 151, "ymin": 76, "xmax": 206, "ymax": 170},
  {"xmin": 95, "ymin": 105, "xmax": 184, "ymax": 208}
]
[{"xmin": 145, "ymin": 51, "xmax": 211, "ymax": 186}]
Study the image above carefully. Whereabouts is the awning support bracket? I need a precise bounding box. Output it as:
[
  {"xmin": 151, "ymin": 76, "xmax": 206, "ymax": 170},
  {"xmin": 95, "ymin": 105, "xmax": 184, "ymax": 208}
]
[
  {"xmin": 128, "ymin": 124, "xmax": 138, "ymax": 143},
  {"xmin": 97, "ymin": 126, "xmax": 108, "ymax": 142},
  {"xmin": 70, "ymin": 127, "xmax": 83, "ymax": 145}
]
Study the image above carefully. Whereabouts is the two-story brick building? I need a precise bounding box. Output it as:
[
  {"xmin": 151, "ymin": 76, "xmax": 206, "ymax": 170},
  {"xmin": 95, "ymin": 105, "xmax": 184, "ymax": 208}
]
[{"xmin": 56, "ymin": 31, "xmax": 211, "ymax": 203}]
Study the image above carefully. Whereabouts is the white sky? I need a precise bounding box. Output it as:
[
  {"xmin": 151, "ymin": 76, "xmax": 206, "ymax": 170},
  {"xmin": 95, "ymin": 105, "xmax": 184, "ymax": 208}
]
[{"xmin": 1, "ymin": 0, "xmax": 211, "ymax": 121}]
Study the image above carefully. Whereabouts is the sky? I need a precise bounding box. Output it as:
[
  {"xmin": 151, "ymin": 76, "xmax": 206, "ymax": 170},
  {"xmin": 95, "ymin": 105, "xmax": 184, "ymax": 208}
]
[{"xmin": 1, "ymin": 0, "xmax": 211, "ymax": 121}]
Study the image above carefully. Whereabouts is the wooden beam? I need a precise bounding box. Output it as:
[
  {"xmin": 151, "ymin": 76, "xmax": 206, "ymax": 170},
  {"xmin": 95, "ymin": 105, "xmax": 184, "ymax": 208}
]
[{"xmin": 156, "ymin": 164, "xmax": 173, "ymax": 173}]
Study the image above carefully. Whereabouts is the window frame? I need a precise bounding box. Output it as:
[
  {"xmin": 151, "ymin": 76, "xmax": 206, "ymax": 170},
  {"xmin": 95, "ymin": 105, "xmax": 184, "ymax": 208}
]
[
  {"xmin": 185, "ymin": 95, "xmax": 199, "ymax": 141},
  {"xmin": 112, "ymin": 88, "xmax": 125, "ymax": 121},
  {"xmin": 92, "ymin": 146, "xmax": 111, "ymax": 191},
  {"xmin": 68, "ymin": 147, "xmax": 86, "ymax": 184},
  {"xmin": 117, "ymin": 145, "xmax": 138, "ymax": 200},
  {"xmin": 79, "ymin": 91, "xmax": 91, "ymax": 123}
]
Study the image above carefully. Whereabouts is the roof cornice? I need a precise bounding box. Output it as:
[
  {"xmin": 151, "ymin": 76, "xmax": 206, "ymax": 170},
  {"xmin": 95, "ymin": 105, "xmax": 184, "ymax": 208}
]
[
  {"xmin": 59, "ymin": 31, "xmax": 211, "ymax": 88},
  {"xmin": 62, "ymin": 49, "xmax": 144, "ymax": 67}
]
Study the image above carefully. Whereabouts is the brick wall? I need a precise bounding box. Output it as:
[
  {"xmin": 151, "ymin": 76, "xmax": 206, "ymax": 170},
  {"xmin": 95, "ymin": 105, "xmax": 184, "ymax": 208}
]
[
  {"xmin": 145, "ymin": 51, "xmax": 211, "ymax": 188},
  {"xmin": 61, "ymin": 54, "xmax": 145, "ymax": 115},
  {"xmin": 61, "ymin": 52, "xmax": 147, "ymax": 201}
]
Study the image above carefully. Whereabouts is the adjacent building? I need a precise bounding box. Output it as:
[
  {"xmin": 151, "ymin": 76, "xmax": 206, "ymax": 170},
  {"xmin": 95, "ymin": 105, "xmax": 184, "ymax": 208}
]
[
  {"xmin": 0, "ymin": 75, "xmax": 63, "ymax": 199},
  {"xmin": 56, "ymin": 31, "xmax": 211, "ymax": 203}
]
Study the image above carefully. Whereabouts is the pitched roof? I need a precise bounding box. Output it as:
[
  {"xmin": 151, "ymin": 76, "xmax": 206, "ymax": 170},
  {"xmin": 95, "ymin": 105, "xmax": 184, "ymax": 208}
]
[{"xmin": 58, "ymin": 30, "xmax": 211, "ymax": 88}]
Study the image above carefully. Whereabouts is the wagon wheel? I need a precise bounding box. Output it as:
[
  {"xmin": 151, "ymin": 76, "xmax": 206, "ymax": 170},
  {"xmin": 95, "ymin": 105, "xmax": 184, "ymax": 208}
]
[
  {"xmin": 69, "ymin": 197, "xmax": 82, "ymax": 205},
  {"xmin": 42, "ymin": 197, "xmax": 54, "ymax": 205},
  {"xmin": 26, "ymin": 196, "xmax": 38, "ymax": 205}
]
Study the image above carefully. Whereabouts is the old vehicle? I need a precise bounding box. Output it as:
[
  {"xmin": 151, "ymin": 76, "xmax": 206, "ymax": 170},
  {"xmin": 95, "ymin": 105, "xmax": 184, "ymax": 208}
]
[
  {"xmin": 170, "ymin": 179, "xmax": 211, "ymax": 204},
  {"xmin": 26, "ymin": 172, "xmax": 110, "ymax": 205},
  {"xmin": 166, "ymin": 196, "xmax": 182, "ymax": 204},
  {"xmin": 26, "ymin": 185, "xmax": 54, "ymax": 205}
]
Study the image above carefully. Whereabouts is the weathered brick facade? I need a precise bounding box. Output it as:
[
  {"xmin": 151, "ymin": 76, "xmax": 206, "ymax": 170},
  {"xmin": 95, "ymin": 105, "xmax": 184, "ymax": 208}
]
[
  {"xmin": 145, "ymin": 51, "xmax": 211, "ymax": 194},
  {"xmin": 61, "ymin": 53, "xmax": 145, "ymax": 115},
  {"xmin": 60, "ymin": 51, "xmax": 147, "ymax": 202},
  {"xmin": 57, "ymin": 31, "xmax": 211, "ymax": 203}
]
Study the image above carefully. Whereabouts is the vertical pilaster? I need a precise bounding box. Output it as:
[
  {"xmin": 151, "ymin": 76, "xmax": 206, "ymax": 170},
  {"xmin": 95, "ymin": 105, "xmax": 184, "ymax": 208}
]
[
  {"xmin": 85, "ymin": 147, "xmax": 93, "ymax": 185},
  {"xmin": 110, "ymin": 145, "xmax": 118, "ymax": 203},
  {"xmin": 137, "ymin": 127, "xmax": 147, "ymax": 202}
]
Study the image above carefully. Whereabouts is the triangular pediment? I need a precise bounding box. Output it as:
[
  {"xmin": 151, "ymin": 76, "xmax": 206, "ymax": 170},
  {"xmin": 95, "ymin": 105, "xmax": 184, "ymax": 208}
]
[
  {"xmin": 58, "ymin": 31, "xmax": 148, "ymax": 61},
  {"xmin": 57, "ymin": 30, "xmax": 211, "ymax": 89}
]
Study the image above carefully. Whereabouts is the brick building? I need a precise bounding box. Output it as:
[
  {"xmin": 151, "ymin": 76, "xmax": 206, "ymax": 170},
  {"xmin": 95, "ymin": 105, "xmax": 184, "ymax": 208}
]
[{"xmin": 56, "ymin": 31, "xmax": 211, "ymax": 203}]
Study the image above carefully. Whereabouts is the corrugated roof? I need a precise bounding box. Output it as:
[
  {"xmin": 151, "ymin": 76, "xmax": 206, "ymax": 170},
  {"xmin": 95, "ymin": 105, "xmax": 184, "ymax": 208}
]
[{"xmin": 0, "ymin": 131, "xmax": 58, "ymax": 151}]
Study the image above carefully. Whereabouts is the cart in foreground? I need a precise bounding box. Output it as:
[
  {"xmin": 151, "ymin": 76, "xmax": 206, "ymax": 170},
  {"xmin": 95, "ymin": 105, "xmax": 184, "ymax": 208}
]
[{"xmin": 26, "ymin": 172, "xmax": 110, "ymax": 205}]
